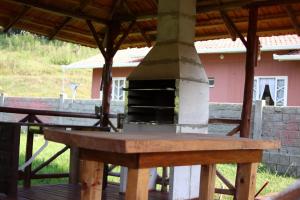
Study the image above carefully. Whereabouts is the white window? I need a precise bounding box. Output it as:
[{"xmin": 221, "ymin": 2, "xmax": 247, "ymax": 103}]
[
  {"xmin": 208, "ymin": 77, "xmax": 215, "ymax": 88},
  {"xmin": 100, "ymin": 77, "xmax": 126, "ymax": 101},
  {"xmin": 253, "ymin": 76, "xmax": 288, "ymax": 106}
]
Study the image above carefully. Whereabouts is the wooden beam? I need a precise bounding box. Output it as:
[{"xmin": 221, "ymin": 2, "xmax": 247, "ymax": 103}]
[
  {"xmin": 4, "ymin": 0, "xmax": 108, "ymax": 25},
  {"xmin": 3, "ymin": 5, "xmax": 30, "ymax": 32},
  {"xmin": 48, "ymin": 17, "xmax": 71, "ymax": 40},
  {"xmin": 80, "ymin": 160, "xmax": 104, "ymax": 200},
  {"xmin": 86, "ymin": 20, "xmax": 107, "ymax": 60},
  {"xmin": 240, "ymin": 7, "xmax": 258, "ymax": 138},
  {"xmin": 235, "ymin": 163, "xmax": 258, "ymax": 200},
  {"xmin": 48, "ymin": 0, "xmax": 92, "ymax": 40},
  {"xmin": 125, "ymin": 168, "xmax": 149, "ymax": 200},
  {"xmin": 219, "ymin": 10, "xmax": 237, "ymax": 41},
  {"xmin": 284, "ymin": 5, "xmax": 300, "ymax": 36},
  {"xmin": 112, "ymin": 20, "xmax": 136, "ymax": 56},
  {"xmin": 136, "ymin": 23, "xmax": 152, "ymax": 47},
  {"xmin": 200, "ymin": 164, "xmax": 217, "ymax": 200},
  {"xmin": 196, "ymin": 0, "xmax": 300, "ymax": 13}
]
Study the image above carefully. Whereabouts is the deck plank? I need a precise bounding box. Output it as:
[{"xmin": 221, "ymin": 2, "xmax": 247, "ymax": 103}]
[{"xmin": 13, "ymin": 184, "xmax": 168, "ymax": 200}]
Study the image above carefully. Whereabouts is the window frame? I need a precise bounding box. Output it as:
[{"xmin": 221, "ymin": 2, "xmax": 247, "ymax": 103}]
[
  {"xmin": 254, "ymin": 76, "xmax": 288, "ymax": 106},
  {"xmin": 100, "ymin": 77, "xmax": 126, "ymax": 101}
]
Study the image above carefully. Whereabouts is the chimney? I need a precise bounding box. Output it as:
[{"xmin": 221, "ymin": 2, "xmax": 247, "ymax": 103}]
[{"xmin": 122, "ymin": 0, "xmax": 209, "ymax": 199}]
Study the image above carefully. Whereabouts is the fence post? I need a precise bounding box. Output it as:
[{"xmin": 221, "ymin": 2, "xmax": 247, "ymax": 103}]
[
  {"xmin": 253, "ymin": 100, "xmax": 265, "ymax": 139},
  {"xmin": 58, "ymin": 94, "xmax": 65, "ymax": 124},
  {"xmin": 0, "ymin": 93, "xmax": 5, "ymax": 121},
  {"xmin": 0, "ymin": 93, "xmax": 4, "ymax": 106}
]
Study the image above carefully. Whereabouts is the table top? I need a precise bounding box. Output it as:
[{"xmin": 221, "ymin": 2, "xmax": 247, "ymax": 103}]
[{"xmin": 44, "ymin": 129, "xmax": 280, "ymax": 154}]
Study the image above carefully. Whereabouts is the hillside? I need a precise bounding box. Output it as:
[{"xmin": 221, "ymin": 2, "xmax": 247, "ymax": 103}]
[{"xmin": 0, "ymin": 32, "xmax": 98, "ymax": 98}]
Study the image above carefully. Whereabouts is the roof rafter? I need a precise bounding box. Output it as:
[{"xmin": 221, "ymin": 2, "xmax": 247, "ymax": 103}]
[
  {"xmin": 48, "ymin": 0, "xmax": 92, "ymax": 40},
  {"xmin": 284, "ymin": 5, "xmax": 300, "ymax": 36},
  {"xmin": 3, "ymin": 5, "xmax": 30, "ymax": 32},
  {"xmin": 3, "ymin": 0, "xmax": 108, "ymax": 25},
  {"xmin": 48, "ymin": 17, "xmax": 72, "ymax": 40},
  {"xmin": 86, "ymin": 20, "xmax": 107, "ymax": 59},
  {"xmin": 112, "ymin": 20, "xmax": 136, "ymax": 56}
]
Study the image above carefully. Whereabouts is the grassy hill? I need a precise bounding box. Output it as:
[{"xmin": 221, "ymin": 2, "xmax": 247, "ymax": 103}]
[{"xmin": 0, "ymin": 32, "xmax": 98, "ymax": 98}]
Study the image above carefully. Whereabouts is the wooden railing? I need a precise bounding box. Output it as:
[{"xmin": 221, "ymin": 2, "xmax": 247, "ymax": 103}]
[{"xmin": 0, "ymin": 106, "xmax": 113, "ymax": 188}]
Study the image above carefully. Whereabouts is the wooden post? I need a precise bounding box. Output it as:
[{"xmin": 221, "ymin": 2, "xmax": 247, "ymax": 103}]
[
  {"xmin": 240, "ymin": 7, "xmax": 258, "ymax": 138},
  {"xmin": 235, "ymin": 7, "xmax": 259, "ymax": 200},
  {"xmin": 69, "ymin": 146, "xmax": 80, "ymax": 184},
  {"xmin": 23, "ymin": 115, "xmax": 35, "ymax": 188},
  {"xmin": 199, "ymin": 164, "xmax": 216, "ymax": 200},
  {"xmin": 80, "ymin": 160, "xmax": 104, "ymax": 200},
  {"xmin": 125, "ymin": 168, "xmax": 150, "ymax": 200},
  {"xmin": 100, "ymin": 21, "xmax": 120, "ymax": 127},
  {"xmin": 235, "ymin": 163, "xmax": 258, "ymax": 200}
]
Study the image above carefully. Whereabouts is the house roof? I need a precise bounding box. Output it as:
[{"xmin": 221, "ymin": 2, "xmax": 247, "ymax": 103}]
[
  {"xmin": 273, "ymin": 50, "xmax": 300, "ymax": 61},
  {"xmin": 196, "ymin": 34, "xmax": 300, "ymax": 53},
  {"xmin": 63, "ymin": 34, "xmax": 300, "ymax": 70},
  {"xmin": 1, "ymin": 0, "xmax": 300, "ymax": 48}
]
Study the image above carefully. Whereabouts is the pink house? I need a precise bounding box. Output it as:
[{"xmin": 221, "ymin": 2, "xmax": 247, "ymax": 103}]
[{"xmin": 64, "ymin": 35, "xmax": 300, "ymax": 106}]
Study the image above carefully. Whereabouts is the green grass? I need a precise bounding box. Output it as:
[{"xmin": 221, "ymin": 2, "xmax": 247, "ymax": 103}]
[
  {"xmin": 19, "ymin": 134, "xmax": 296, "ymax": 198},
  {"xmin": 0, "ymin": 32, "xmax": 98, "ymax": 98}
]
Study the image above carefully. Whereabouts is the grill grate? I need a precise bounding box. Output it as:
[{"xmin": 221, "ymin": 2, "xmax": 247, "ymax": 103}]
[{"xmin": 126, "ymin": 80, "xmax": 176, "ymax": 124}]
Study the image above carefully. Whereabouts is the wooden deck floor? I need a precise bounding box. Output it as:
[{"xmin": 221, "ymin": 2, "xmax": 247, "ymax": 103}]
[{"xmin": 14, "ymin": 184, "xmax": 169, "ymax": 200}]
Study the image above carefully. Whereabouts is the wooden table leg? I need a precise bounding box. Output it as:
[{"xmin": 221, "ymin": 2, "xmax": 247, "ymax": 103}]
[
  {"xmin": 235, "ymin": 163, "xmax": 258, "ymax": 200},
  {"xmin": 199, "ymin": 164, "xmax": 216, "ymax": 200},
  {"xmin": 125, "ymin": 168, "xmax": 149, "ymax": 200},
  {"xmin": 80, "ymin": 160, "xmax": 104, "ymax": 200}
]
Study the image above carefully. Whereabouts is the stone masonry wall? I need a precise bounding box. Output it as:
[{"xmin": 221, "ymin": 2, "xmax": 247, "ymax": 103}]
[{"xmin": 262, "ymin": 106, "xmax": 300, "ymax": 176}]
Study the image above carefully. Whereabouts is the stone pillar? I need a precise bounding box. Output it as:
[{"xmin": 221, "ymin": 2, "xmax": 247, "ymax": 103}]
[{"xmin": 253, "ymin": 100, "xmax": 265, "ymax": 139}]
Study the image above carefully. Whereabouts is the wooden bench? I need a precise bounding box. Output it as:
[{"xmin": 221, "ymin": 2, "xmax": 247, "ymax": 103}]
[
  {"xmin": 0, "ymin": 122, "xmax": 21, "ymax": 199},
  {"xmin": 44, "ymin": 129, "xmax": 280, "ymax": 200}
]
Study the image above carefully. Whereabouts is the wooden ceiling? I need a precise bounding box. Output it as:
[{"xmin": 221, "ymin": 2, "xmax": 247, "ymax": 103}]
[{"xmin": 0, "ymin": 0, "xmax": 300, "ymax": 49}]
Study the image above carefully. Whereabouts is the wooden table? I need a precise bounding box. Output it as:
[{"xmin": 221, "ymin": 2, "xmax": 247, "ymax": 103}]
[{"xmin": 44, "ymin": 129, "xmax": 280, "ymax": 200}]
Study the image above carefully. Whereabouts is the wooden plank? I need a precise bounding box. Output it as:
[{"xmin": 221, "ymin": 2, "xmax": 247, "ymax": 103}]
[
  {"xmin": 44, "ymin": 129, "xmax": 280, "ymax": 154},
  {"xmin": 3, "ymin": 5, "xmax": 30, "ymax": 32},
  {"xmin": 235, "ymin": 163, "xmax": 258, "ymax": 200},
  {"xmin": 139, "ymin": 150, "xmax": 262, "ymax": 168},
  {"xmin": 4, "ymin": 0, "xmax": 108, "ymax": 25},
  {"xmin": 80, "ymin": 148, "xmax": 262, "ymax": 169},
  {"xmin": 199, "ymin": 164, "xmax": 216, "ymax": 200},
  {"xmin": 80, "ymin": 160, "xmax": 104, "ymax": 200},
  {"xmin": 125, "ymin": 168, "xmax": 149, "ymax": 200}
]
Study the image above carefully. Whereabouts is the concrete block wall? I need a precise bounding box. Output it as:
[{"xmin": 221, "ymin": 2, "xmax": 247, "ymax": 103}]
[
  {"xmin": 0, "ymin": 96, "xmax": 124, "ymax": 126},
  {"xmin": 262, "ymin": 106, "xmax": 300, "ymax": 176}
]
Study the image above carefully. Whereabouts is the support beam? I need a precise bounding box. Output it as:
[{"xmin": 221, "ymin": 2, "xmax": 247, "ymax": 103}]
[
  {"xmin": 219, "ymin": 10, "xmax": 237, "ymax": 41},
  {"xmin": 3, "ymin": 5, "xmax": 30, "ymax": 32},
  {"xmin": 240, "ymin": 7, "xmax": 258, "ymax": 138},
  {"xmin": 86, "ymin": 20, "xmax": 107, "ymax": 60},
  {"xmin": 48, "ymin": 17, "xmax": 71, "ymax": 40},
  {"xmin": 4, "ymin": 0, "xmax": 108, "ymax": 25},
  {"xmin": 284, "ymin": 5, "xmax": 300, "ymax": 36},
  {"xmin": 48, "ymin": 0, "xmax": 92, "ymax": 40},
  {"xmin": 112, "ymin": 20, "xmax": 136, "ymax": 56}
]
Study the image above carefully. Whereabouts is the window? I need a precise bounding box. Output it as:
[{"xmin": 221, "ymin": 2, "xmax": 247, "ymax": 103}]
[
  {"xmin": 253, "ymin": 76, "xmax": 288, "ymax": 106},
  {"xmin": 100, "ymin": 77, "xmax": 126, "ymax": 101},
  {"xmin": 112, "ymin": 78, "xmax": 126, "ymax": 101},
  {"xmin": 208, "ymin": 77, "xmax": 215, "ymax": 88}
]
